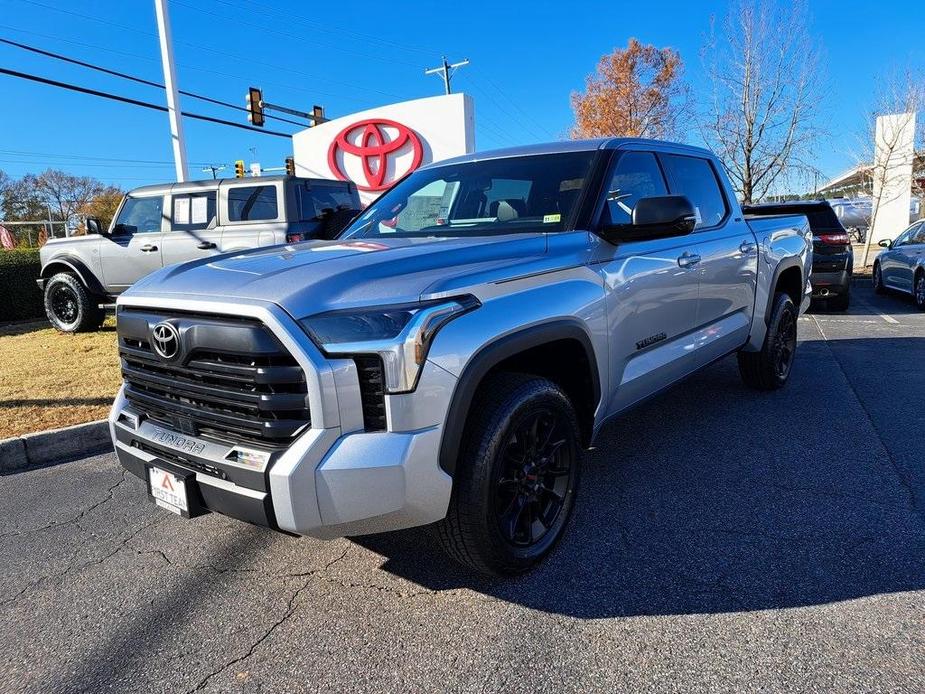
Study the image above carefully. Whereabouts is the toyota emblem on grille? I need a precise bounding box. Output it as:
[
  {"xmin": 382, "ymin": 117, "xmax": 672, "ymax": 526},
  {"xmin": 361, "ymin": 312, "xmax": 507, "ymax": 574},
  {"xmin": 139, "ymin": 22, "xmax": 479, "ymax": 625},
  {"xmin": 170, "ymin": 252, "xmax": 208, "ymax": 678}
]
[{"xmin": 151, "ymin": 322, "xmax": 181, "ymax": 360}]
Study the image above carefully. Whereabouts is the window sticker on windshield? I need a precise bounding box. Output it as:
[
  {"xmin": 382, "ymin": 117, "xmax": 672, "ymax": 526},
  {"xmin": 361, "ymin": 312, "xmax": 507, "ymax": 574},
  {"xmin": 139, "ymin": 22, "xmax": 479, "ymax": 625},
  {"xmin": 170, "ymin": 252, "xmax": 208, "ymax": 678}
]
[{"xmin": 543, "ymin": 214, "xmax": 561, "ymax": 224}]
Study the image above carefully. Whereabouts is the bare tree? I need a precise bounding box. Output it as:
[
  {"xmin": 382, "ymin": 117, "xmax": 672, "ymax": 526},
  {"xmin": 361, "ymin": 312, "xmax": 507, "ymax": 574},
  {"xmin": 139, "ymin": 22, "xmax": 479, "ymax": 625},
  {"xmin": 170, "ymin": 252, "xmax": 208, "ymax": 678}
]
[
  {"xmin": 701, "ymin": 0, "xmax": 823, "ymax": 203},
  {"xmin": 33, "ymin": 169, "xmax": 105, "ymax": 233},
  {"xmin": 856, "ymin": 72, "xmax": 924, "ymax": 266}
]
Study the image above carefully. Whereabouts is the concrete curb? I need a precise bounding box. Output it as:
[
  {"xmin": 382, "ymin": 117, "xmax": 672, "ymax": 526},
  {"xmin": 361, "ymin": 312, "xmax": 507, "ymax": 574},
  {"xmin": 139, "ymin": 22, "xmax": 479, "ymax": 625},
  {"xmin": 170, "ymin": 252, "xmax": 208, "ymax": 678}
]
[{"xmin": 0, "ymin": 420, "xmax": 110, "ymax": 474}]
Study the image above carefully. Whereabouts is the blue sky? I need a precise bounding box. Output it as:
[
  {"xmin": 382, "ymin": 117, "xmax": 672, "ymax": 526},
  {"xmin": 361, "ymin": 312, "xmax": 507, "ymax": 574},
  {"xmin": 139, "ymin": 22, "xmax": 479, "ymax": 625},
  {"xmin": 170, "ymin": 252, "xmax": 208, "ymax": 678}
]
[{"xmin": 0, "ymin": 0, "xmax": 923, "ymax": 191}]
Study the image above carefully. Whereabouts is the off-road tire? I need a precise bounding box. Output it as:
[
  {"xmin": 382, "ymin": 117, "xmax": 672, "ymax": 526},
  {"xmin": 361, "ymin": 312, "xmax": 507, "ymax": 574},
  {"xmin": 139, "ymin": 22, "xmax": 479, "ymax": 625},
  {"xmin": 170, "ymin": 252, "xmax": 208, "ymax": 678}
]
[
  {"xmin": 437, "ymin": 373, "xmax": 582, "ymax": 576},
  {"xmin": 737, "ymin": 292, "xmax": 798, "ymax": 390},
  {"xmin": 43, "ymin": 272, "xmax": 105, "ymax": 333}
]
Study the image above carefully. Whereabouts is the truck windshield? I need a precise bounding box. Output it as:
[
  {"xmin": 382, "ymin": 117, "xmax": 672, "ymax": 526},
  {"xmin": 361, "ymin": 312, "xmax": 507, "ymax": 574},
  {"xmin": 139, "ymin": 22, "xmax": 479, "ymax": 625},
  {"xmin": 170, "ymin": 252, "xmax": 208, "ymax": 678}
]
[{"xmin": 341, "ymin": 152, "xmax": 595, "ymax": 239}]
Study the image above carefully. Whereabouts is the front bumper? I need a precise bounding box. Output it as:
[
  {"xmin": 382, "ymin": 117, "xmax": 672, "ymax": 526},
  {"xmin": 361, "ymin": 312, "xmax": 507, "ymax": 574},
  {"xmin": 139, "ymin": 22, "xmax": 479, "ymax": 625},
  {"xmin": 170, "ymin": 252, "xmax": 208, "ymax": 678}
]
[{"xmin": 109, "ymin": 295, "xmax": 456, "ymax": 539}]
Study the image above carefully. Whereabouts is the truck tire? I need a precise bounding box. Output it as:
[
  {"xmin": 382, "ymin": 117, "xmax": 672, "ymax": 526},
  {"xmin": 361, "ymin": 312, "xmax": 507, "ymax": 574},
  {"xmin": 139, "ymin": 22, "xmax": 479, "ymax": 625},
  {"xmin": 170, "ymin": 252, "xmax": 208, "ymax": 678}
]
[
  {"xmin": 737, "ymin": 292, "xmax": 797, "ymax": 390},
  {"xmin": 437, "ymin": 373, "xmax": 582, "ymax": 576},
  {"xmin": 43, "ymin": 272, "xmax": 105, "ymax": 333}
]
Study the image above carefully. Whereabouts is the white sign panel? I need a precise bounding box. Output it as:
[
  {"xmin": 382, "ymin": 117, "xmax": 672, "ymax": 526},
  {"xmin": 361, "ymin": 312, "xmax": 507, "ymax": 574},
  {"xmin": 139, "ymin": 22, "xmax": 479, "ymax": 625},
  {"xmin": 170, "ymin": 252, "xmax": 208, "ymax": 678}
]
[
  {"xmin": 871, "ymin": 112, "xmax": 916, "ymax": 244},
  {"xmin": 292, "ymin": 93, "xmax": 476, "ymax": 205}
]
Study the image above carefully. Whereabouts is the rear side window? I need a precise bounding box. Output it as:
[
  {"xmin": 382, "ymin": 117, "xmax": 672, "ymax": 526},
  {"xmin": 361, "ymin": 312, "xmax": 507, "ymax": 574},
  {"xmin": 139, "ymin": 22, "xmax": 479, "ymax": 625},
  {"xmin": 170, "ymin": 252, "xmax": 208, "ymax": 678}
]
[
  {"xmin": 601, "ymin": 151, "xmax": 668, "ymax": 226},
  {"xmin": 298, "ymin": 181, "xmax": 356, "ymax": 221},
  {"xmin": 227, "ymin": 185, "xmax": 278, "ymax": 222},
  {"xmin": 171, "ymin": 192, "xmax": 216, "ymax": 232},
  {"xmin": 661, "ymin": 154, "xmax": 727, "ymax": 229}
]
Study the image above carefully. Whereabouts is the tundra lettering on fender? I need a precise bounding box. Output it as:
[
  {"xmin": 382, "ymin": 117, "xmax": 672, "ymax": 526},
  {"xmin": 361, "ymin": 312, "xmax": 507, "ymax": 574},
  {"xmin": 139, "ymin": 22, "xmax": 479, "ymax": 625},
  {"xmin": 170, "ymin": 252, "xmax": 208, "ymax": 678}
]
[{"xmin": 109, "ymin": 138, "xmax": 812, "ymax": 576}]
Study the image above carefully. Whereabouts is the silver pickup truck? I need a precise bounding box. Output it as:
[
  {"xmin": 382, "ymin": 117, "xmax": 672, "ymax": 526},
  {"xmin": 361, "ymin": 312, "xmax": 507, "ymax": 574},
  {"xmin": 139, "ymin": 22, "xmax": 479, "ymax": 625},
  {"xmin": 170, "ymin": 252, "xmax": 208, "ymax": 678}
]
[
  {"xmin": 109, "ymin": 139, "xmax": 811, "ymax": 576},
  {"xmin": 37, "ymin": 175, "xmax": 360, "ymax": 332}
]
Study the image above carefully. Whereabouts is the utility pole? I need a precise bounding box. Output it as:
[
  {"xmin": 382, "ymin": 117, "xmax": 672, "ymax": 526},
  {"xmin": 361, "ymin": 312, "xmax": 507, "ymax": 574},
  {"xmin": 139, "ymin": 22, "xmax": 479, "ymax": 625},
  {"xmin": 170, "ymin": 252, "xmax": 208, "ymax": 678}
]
[
  {"xmin": 201, "ymin": 164, "xmax": 226, "ymax": 179},
  {"xmin": 154, "ymin": 0, "xmax": 188, "ymax": 182},
  {"xmin": 425, "ymin": 56, "xmax": 469, "ymax": 95}
]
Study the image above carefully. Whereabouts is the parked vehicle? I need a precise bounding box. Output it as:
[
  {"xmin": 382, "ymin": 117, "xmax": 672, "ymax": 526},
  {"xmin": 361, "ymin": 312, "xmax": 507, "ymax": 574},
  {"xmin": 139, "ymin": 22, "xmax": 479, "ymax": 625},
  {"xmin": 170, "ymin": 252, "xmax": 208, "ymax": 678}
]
[
  {"xmin": 109, "ymin": 139, "xmax": 812, "ymax": 576},
  {"xmin": 873, "ymin": 220, "xmax": 925, "ymax": 309},
  {"xmin": 829, "ymin": 198, "xmax": 872, "ymax": 243},
  {"xmin": 745, "ymin": 200, "xmax": 852, "ymax": 310},
  {"xmin": 37, "ymin": 176, "xmax": 360, "ymax": 332}
]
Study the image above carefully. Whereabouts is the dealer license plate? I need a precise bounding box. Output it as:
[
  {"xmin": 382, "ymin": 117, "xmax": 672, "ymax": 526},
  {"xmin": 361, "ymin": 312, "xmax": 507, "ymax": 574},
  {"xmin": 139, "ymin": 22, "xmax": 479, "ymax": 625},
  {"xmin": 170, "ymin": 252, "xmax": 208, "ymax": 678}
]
[{"xmin": 148, "ymin": 465, "xmax": 189, "ymax": 515}]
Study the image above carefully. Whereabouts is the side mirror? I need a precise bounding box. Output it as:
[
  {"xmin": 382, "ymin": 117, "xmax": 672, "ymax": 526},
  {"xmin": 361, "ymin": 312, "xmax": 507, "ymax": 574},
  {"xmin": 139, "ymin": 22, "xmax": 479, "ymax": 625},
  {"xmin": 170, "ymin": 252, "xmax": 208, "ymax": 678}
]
[
  {"xmin": 85, "ymin": 217, "xmax": 103, "ymax": 235},
  {"xmin": 878, "ymin": 238, "xmax": 892, "ymax": 248},
  {"xmin": 601, "ymin": 195, "xmax": 697, "ymax": 243}
]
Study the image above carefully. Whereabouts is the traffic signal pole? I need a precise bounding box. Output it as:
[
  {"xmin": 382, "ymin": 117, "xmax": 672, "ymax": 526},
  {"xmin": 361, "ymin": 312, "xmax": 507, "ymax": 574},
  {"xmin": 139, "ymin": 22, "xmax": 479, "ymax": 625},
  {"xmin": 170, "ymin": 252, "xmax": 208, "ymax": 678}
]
[{"xmin": 154, "ymin": 0, "xmax": 188, "ymax": 182}]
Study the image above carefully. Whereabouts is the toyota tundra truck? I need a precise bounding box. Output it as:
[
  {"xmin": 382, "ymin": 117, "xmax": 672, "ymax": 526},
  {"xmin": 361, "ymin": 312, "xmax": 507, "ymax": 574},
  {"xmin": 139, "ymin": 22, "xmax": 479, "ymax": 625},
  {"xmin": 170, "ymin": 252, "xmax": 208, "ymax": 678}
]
[{"xmin": 109, "ymin": 139, "xmax": 811, "ymax": 576}]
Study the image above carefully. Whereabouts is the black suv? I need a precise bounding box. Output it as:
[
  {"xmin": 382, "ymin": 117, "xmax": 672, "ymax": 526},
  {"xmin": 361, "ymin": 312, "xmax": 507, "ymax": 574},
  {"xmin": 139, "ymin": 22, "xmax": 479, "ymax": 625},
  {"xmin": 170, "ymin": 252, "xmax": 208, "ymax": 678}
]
[{"xmin": 744, "ymin": 201, "xmax": 853, "ymax": 311}]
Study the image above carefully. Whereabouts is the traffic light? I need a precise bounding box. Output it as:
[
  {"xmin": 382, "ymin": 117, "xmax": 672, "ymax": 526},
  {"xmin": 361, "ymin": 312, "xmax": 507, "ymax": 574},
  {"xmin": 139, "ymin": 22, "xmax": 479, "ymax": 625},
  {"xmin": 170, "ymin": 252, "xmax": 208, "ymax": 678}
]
[
  {"xmin": 285, "ymin": 156, "xmax": 295, "ymax": 176},
  {"xmin": 311, "ymin": 105, "xmax": 325, "ymax": 126},
  {"xmin": 234, "ymin": 160, "xmax": 245, "ymax": 178},
  {"xmin": 245, "ymin": 87, "xmax": 264, "ymax": 127}
]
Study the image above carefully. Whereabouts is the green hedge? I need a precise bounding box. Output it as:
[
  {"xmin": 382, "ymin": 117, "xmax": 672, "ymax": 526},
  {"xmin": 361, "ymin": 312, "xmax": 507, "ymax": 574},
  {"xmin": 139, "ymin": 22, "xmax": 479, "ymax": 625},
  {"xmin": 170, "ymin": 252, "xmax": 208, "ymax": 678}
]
[{"xmin": 0, "ymin": 248, "xmax": 44, "ymax": 322}]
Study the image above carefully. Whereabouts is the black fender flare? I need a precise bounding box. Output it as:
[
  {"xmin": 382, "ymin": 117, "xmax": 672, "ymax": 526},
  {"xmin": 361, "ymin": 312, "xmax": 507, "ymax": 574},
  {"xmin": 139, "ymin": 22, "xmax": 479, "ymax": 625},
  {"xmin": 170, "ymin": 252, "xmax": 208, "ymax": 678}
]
[
  {"xmin": 40, "ymin": 256, "xmax": 107, "ymax": 297},
  {"xmin": 764, "ymin": 256, "xmax": 803, "ymax": 324},
  {"xmin": 438, "ymin": 319, "xmax": 601, "ymax": 476}
]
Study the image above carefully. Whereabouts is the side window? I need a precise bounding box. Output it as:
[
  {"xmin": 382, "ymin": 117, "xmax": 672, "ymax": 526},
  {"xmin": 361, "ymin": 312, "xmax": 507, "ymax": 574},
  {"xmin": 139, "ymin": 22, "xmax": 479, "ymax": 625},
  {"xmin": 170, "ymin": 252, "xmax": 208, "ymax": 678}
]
[
  {"xmin": 227, "ymin": 185, "xmax": 279, "ymax": 222},
  {"xmin": 894, "ymin": 224, "xmax": 919, "ymax": 246},
  {"xmin": 171, "ymin": 192, "xmax": 216, "ymax": 232},
  {"xmin": 113, "ymin": 196, "xmax": 163, "ymax": 235},
  {"xmin": 913, "ymin": 223, "xmax": 925, "ymax": 244},
  {"xmin": 660, "ymin": 154, "xmax": 728, "ymax": 229},
  {"xmin": 298, "ymin": 182, "xmax": 356, "ymax": 221},
  {"xmin": 601, "ymin": 152, "xmax": 668, "ymax": 226}
]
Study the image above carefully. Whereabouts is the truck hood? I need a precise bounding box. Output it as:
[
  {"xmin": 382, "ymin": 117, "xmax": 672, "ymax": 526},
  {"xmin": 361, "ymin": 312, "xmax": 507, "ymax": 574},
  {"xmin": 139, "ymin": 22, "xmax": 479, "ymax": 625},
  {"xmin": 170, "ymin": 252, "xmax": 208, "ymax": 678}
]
[{"xmin": 127, "ymin": 234, "xmax": 551, "ymax": 316}]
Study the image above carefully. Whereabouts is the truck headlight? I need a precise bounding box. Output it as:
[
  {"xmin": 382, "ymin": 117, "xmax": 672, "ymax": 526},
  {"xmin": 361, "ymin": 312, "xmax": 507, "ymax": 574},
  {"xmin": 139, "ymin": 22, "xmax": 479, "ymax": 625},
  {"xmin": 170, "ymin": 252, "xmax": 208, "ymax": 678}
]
[{"xmin": 300, "ymin": 296, "xmax": 479, "ymax": 393}]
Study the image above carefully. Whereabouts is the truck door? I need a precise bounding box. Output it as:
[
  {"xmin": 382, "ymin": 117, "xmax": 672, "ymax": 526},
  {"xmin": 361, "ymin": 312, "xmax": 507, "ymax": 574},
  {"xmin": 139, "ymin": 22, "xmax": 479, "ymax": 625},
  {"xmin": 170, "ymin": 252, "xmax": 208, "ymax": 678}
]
[
  {"xmin": 218, "ymin": 180, "xmax": 288, "ymax": 251},
  {"xmin": 659, "ymin": 153, "xmax": 756, "ymax": 362},
  {"xmin": 159, "ymin": 189, "xmax": 223, "ymax": 268},
  {"xmin": 593, "ymin": 150, "xmax": 701, "ymax": 417},
  {"xmin": 98, "ymin": 193, "xmax": 166, "ymax": 294}
]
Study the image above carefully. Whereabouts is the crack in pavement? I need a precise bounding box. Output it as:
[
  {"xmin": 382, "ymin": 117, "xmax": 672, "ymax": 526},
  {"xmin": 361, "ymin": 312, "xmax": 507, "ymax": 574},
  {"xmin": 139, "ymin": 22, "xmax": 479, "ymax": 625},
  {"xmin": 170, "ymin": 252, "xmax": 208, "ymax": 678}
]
[
  {"xmin": 0, "ymin": 469, "xmax": 129, "ymax": 539},
  {"xmin": 184, "ymin": 547, "xmax": 352, "ymax": 694},
  {"xmin": 0, "ymin": 514, "xmax": 166, "ymax": 609}
]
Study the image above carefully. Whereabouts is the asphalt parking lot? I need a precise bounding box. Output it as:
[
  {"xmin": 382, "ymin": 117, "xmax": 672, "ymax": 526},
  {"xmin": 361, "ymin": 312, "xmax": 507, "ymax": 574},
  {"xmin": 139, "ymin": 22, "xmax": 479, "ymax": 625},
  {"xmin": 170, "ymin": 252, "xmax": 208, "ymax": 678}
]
[{"xmin": 2, "ymin": 282, "xmax": 923, "ymax": 693}]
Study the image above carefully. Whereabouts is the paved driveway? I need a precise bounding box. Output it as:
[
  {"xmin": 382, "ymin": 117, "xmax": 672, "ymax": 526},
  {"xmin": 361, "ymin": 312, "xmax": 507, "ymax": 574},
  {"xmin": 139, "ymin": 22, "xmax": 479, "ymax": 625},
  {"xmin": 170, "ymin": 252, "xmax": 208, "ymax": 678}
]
[{"xmin": 2, "ymin": 283, "xmax": 924, "ymax": 693}]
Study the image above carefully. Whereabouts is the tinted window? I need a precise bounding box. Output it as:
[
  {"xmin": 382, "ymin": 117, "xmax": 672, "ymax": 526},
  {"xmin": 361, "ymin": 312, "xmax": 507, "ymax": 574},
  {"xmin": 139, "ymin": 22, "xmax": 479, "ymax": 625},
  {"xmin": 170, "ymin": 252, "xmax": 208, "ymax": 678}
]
[
  {"xmin": 661, "ymin": 154, "xmax": 727, "ymax": 228},
  {"xmin": 113, "ymin": 196, "xmax": 163, "ymax": 235},
  {"xmin": 298, "ymin": 181, "xmax": 356, "ymax": 220},
  {"xmin": 342, "ymin": 152, "xmax": 595, "ymax": 238},
  {"xmin": 910, "ymin": 223, "xmax": 925, "ymax": 244},
  {"xmin": 227, "ymin": 185, "xmax": 278, "ymax": 222},
  {"xmin": 601, "ymin": 152, "xmax": 668, "ymax": 226},
  {"xmin": 171, "ymin": 192, "xmax": 216, "ymax": 232},
  {"xmin": 894, "ymin": 224, "xmax": 920, "ymax": 246}
]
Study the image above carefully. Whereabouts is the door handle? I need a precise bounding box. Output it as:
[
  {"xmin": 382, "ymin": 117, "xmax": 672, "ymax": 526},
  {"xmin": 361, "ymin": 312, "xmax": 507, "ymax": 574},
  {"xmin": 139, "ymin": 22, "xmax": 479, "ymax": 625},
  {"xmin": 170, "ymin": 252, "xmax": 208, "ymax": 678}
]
[
  {"xmin": 739, "ymin": 241, "xmax": 757, "ymax": 254},
  {"xmin": 197, "ymin": 241, "xmax": 217, "ymax": 250},
  {"xmin": 677, "ymin": 252, "xmax": 701, "ymax": 268},
  {"xmin": 140, "ymin": 244, "xmax": 158, "ymax": 252}
]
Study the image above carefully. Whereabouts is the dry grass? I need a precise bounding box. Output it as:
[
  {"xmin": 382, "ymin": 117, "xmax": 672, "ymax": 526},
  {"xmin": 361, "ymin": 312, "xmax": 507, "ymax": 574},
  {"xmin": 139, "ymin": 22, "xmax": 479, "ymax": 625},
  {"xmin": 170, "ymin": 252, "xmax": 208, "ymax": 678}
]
[{"xmin": 0, "ymin": 318, "xmax": 121, "ymax": 439}]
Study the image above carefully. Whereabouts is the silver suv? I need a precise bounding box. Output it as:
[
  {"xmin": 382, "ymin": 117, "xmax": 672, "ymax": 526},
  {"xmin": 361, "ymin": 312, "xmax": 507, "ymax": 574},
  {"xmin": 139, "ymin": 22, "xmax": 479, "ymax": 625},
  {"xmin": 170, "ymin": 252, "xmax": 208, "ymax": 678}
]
[
  {"xmin": 37, "ymin": 175, "xmax": 360, "ymax": 332},
  {"xmin": 109, "ymin": 139, "xmax": 812, "ymax": 575}
]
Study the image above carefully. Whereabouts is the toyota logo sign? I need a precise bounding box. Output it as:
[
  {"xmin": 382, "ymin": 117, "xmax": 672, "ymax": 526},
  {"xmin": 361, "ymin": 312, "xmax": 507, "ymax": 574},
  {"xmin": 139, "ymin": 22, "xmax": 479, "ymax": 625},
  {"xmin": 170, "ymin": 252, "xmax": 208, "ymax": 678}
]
[
  {"xmin": 151, "ymin": 322, "xmax": 181, "ymax": 360},
  {"xmin": 327, "ymin": 118, "xmax": 424, "ymax": 192}
]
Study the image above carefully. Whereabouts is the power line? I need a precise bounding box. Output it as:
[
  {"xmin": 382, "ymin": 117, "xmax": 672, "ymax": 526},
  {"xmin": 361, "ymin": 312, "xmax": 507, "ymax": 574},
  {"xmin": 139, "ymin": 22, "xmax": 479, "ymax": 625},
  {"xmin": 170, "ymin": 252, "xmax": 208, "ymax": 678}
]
[
  {"xmin": 0, "ymin": 148, "xmax": 212, "ymax": 166},
  {"xmin": 0, "ymin": 36, "xmax": 307, "ymax": 127},
  {"xmin": 0, "ymin": 67, "xmax": 293, "ymax": 137},
  {"xmin": 424, "ymin": 56, "xmax": 470, "ymax": 95}
]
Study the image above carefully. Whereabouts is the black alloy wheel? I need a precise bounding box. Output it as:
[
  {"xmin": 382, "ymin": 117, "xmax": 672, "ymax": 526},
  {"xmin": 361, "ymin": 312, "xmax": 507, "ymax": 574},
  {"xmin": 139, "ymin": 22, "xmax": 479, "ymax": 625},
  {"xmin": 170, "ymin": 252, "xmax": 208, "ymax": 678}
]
[
  {"xmin": 773, "ymin": 306, "xmax": 797, "ymax": 379},
  {"xmin": 50, "ymin": 284, "xmax": 80, "ymax": 326},
  {"xmin": 493, "ymin": 408, "xmax": 575, "ymax": 548}
]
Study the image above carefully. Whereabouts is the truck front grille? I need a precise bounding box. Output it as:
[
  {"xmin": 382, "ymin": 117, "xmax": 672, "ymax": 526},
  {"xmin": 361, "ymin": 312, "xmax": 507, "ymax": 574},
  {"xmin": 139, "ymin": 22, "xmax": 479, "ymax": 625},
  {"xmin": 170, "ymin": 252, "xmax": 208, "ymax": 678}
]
[{"xmin": 118, "ymin": 309, "xmax": 311, "ymax": 444}]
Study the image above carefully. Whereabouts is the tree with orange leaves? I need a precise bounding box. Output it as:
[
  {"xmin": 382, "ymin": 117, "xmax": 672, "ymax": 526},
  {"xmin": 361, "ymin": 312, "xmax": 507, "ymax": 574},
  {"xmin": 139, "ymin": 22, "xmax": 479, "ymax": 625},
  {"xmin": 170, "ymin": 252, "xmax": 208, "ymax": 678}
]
[{"xmin": 570, "ymin": 39, "xmax": 690, "ymax": 141}]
